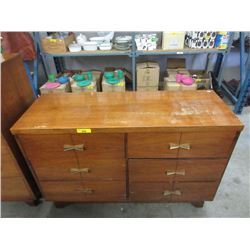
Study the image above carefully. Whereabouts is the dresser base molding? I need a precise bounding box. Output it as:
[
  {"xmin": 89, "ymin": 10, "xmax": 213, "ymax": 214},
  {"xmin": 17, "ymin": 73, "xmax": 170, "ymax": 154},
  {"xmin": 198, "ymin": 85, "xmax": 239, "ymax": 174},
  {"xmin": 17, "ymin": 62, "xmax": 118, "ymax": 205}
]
[{"xmin": 191, "ymin": 201, "xmax": 204, "ymax": 208}]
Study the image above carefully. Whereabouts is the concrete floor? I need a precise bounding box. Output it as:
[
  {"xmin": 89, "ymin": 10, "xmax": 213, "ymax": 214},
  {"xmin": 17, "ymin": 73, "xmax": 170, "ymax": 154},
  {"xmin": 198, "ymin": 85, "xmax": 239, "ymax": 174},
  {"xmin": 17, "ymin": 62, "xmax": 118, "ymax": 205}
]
[{"xmin": 1, "ymin": 106, "xmax": 249, "ymax": 218}]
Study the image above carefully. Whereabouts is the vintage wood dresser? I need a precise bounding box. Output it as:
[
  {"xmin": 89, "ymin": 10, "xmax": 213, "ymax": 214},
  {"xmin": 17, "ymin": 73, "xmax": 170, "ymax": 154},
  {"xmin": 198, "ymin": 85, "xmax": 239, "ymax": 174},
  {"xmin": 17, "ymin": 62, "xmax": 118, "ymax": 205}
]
[
  {"xmin": 1, "ymin": 54, "xmax": 40, "ymax": 203},
  {"xmin": 10, "ymin": 91, "xmax": 243, "ymax": 207}
]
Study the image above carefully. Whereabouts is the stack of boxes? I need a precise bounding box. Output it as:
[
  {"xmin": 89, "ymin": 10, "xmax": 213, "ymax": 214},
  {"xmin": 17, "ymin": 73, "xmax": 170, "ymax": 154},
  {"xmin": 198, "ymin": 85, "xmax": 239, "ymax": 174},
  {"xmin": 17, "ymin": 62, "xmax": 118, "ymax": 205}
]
[
  {"xmin": 185, "ymin": 31, "xmax": 217, "ymax": 49},
  {"xmin": 164, "ymin": 59, "xmax": 211, "ymax": 91},
  {"xmin": 136, "ymin": 62, "xmax": 160, "ymax": 91}
]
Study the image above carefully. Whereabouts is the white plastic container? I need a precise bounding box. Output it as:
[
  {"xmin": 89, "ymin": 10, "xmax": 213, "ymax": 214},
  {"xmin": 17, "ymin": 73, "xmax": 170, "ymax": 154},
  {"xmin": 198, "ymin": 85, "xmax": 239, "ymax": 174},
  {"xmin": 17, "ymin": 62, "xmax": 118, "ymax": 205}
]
[
  {"xmin": 83, "ymin": 41, "xmax": 98, "ymax": 51},
  {"xmin": 89, "ymin": 37, "xmax": 105, "ymax": 45},
  {"xmin": 68, "ymin": 43, "xmax": 82, "ymax": 52},
  {"xmin": 99, "ymin": 42, "xmax": 112, "ymax": 50}
]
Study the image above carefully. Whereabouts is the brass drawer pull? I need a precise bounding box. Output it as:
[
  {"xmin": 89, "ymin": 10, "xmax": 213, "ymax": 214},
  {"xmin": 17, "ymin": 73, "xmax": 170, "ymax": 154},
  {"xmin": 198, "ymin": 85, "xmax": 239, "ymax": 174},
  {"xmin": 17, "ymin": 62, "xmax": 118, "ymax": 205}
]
[
  {"xmin": 75, "ymin": 188, "xmax": 93, "ymax": 194},
  {"xmin": 64, "ymin": 144, "xmax": 84, "ymax": 151},
  {"xmin": 165, "ymin": 170, "xmax": 186, "ymax": 176},
  {"xmin": 169, "ymin": 143, "xmax": 191, "ymax": 150},
  {"xmin": 70, "ymin": 168, "xmax": 90, "ymax": 174},
  {"xmin": 163, "ymin": 190, "xmax": 182, "ymax": 196}
]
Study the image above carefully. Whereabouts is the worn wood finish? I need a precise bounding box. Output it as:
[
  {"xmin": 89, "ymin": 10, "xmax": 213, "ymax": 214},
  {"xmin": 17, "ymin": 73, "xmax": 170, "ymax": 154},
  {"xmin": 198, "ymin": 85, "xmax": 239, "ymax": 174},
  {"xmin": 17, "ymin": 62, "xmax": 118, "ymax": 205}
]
[
  {"xmin": 1, "ymin": 54, "xmax": 40, "ymax": 202},
  {"xmin": 11, "ymin": 91, "xmax": 243, "ymax": 205},
  {"xmin": 41, "ymin": 181, "xmax": 126, "ymax": 202},
  {"xmin": 128, "ymin": 133, "xmax": 181, "ymax": 158},
  {"xmin": 11, "ymin": 91, "xmax": 243, "ymax": 135}
]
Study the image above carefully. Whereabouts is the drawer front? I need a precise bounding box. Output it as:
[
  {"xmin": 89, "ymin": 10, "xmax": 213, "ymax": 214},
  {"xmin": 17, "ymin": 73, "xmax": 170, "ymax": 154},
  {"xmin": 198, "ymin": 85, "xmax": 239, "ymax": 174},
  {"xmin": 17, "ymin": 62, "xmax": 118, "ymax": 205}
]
[
  {"xmin": 1, "ymin": 135, "xmax": 21, "ymax": 178},
  {"xmin": 78, "ymin": 159, "xmax": 125, "ymax": 181},
  {"xmin": 176, "ymin": 159, "xmax": 227, "ymax": 181},
  {"xmin": 18, "ymin": 134, "xmax": 78, "ymax": 168},
  {"xmin": 178, "ymin": 132, "xmax": 236, "ymax": 158},
  {"xmin": 41, "ymin": 181, "xmax": 126, "ymax": 202},
  {"xmin": 129, "ymin": 182, "xmax": 172, "ymax": 201},
  {"xmin": 128, "ymin": 133, "xmax": 181, "ymax": 158},
  {"xmin": 33, "ymin": 165, "xmax": 82, "ymax": 181},
  {"xmin": 129, "ymin": 159, "xmax": 176, "ymax": 182},
  {"xmin": 171, "ymin": 181, "xmax": 219, "ymax": 201},
  {"xmin": 72, "ymin": 134, "xmax": 125, "ymax": 160},
  {"xmin": 1, "ymin": 177, "xmax": 32, "ymax": 201}
]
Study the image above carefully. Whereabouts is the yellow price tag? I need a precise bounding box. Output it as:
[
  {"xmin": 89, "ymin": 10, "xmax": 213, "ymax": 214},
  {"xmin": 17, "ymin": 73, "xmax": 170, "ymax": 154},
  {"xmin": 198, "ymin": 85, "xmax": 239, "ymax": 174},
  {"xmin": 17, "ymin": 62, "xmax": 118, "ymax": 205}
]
[
  {"xmin": 49, "ymin": 39, "xmax": 57, "ymax": 43},
  {"xmin": 117, "ymin": 82, "xmax": 125, "ymax": 87},
  {"xmin": 76, "ymin": 128, "xmax": 92, "ymax": 133},
  {"xmin": 87, "ymin": 86, "xmax": 94, "ymax": 90}
]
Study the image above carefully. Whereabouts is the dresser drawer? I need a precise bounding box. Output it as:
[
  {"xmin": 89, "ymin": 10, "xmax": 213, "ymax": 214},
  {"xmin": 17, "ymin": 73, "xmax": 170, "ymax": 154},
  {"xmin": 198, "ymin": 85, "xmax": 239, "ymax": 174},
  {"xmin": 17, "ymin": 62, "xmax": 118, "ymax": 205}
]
[
  {"xmin": 175, "ymin": 159, "xmax": 227, "ymax": 181},
  {"xmin": 128, "ymin": 133, "xmax": 181, "ymax": 158},
  {"xmin": 78, "ymin": 159, "xmax": 125, "ymax": 181},
  {"xmin": 129, "ymin": 182, "xmax": 172, "ymax": 201},
  {"xmin": 41, "ymin": 181, "xmax": 126, "ymax": 202},
  {"xmin": 18, "ymin": 134, "xmax": 78, "ymax": 168},
  {"xmin": 171, "ymin": 181, "xmax": 219, "ymax": 201},
  {"xmin": 129, "ymin": 159, "xmax": 227, "ymax": 182},
  {"xmin": 178, "ymin": 132, "xmax": 236, "ymax": 158},
  {"xmin": 1, "ymin": 177, "xmax": 33, "ymax": 201},
  {"xmin": 18, "ymin": 134, "xmax": 125, "ymax": 169},
  {"xmin": 129, "ymin": 159, "xmax": 176, "ymax": 182}
]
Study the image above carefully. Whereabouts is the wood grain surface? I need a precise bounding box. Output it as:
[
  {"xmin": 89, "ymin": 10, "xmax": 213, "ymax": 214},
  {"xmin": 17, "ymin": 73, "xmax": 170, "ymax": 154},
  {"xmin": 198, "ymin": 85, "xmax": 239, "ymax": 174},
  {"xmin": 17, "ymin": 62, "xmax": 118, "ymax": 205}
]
[{"xmin": 11, "ymin": 91, "xmax": 243, "ymax": 134}]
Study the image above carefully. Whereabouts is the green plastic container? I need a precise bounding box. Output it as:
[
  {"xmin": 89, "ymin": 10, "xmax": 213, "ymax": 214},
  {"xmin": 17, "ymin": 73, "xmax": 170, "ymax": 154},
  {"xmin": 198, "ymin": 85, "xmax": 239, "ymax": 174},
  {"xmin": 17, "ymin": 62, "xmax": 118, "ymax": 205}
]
[
  {"xmin": 87, "ymin": 71, "xmax": 93, "ymax": 81},
  {"xmin": 107, "ymin": 78, "xmax": 120, "ymax": 85},
  {"xmin": 76, "ymin": 80, "xmax": 92, "ymax": 87},
  {"xmin": 117, "ymin": 70, "xmax": 124, "ymax": 79},
  {"xmin": 104, "ymin": 72, "xmax": 114, "ymax": 79},
  {"xmin": 73, "ymin": 74, "xmax": 85, "ymax": 82},
  {"xmin": 48, "ymin": 74, "xmax": 56, "ymax": 82}
]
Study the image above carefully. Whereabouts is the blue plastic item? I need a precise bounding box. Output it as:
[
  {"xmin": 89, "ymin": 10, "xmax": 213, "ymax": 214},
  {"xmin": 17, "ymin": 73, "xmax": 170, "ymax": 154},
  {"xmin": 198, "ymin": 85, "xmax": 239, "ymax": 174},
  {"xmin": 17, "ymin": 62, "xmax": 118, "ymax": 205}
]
[
  {"xmin": 57, "ymin": 76, "xmax": 69, "ymax": 84},
  {"xmin": 107, "ymin": 78, "xmax": 120, "ymax": 85}
]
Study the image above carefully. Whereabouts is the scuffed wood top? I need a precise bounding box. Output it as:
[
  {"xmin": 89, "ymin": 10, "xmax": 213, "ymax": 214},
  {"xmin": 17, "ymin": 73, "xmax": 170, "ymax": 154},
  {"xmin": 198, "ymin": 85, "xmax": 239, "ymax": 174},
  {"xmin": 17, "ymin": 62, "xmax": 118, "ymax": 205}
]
[{"xmin": 11, "ymin": 90, "xmax": 243, "ymax": 134}]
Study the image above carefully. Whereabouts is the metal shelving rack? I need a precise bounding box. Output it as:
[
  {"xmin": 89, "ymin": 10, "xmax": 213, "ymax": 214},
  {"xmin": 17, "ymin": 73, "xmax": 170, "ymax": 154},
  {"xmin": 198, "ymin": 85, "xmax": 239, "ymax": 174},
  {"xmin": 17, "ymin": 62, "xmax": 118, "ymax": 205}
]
[{"xmin": 34, "ymin": 32, "xmax": 249, "ymax": 113}]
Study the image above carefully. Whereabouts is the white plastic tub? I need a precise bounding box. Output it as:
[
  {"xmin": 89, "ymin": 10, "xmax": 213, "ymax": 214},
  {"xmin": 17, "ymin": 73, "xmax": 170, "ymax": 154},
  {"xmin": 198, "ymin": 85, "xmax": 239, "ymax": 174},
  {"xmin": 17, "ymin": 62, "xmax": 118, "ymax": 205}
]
[{"xmin": 83, "ymin": 41, "xmax": 98, "ymax": 51}]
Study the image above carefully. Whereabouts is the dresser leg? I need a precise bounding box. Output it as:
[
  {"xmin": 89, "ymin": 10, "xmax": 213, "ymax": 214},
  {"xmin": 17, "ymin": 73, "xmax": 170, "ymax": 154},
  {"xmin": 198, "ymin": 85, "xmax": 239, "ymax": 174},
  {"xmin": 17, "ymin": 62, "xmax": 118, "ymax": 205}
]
[
  {"xmin": 26, "ymin": 200, "xmax": 41, "ymax": 207},
  {"xmin": 191, "ymin": 201, "xmax": 204, "ymax": 208},
  {"xmin": 54, "ymin": 202, "xmax": 70, "ymax": 208}
]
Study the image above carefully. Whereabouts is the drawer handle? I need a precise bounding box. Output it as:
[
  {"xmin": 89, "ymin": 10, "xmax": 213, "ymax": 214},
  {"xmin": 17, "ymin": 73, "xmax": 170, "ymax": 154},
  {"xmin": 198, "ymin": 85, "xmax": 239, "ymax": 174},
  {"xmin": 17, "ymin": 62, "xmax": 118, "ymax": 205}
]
[
  {"xmin": 165, "ymin": 170, "xmax": 186, "ymax": 176},
  {"xmin": 64, "ymin": 144, "xmax": 84, "ymax": 151},
  {"xmin": 70, "ymin": 168, "xmax": 90, "ymax": 174},
  {"xmin": 169, "ymin": 143, "xmax": 191, "ymax": 150},
  {"xmin": 163, "ymin": 190, "xmax": 182, "ymax": 196},
  {"xmin": 75, "ymin": 188, "xmax": 93, "ymax": 194}
]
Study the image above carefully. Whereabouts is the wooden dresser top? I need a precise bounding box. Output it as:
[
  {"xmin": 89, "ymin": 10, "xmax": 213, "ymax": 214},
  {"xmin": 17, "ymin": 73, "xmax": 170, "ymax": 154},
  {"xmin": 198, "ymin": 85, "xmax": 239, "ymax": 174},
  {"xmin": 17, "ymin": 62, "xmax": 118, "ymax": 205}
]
[{"xmin": 11, "ymin": 90, "xmax": 243, "ymax": 134}]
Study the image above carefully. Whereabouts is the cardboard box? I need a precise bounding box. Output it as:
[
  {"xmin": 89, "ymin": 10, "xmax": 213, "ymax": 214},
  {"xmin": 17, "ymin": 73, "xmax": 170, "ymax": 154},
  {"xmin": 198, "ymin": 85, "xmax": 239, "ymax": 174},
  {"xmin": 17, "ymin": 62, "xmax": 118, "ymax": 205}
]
[
  {"xmin": 71, "ymin": 81, "xmax": 97, "ymax": 93},
  {"xmin": 39, "ymin": 81, "xmax": 71, "ymax": 94},
  {"xmin": 165, "ymin": 59, "xmax": 212, "ymax": 90},
  {"xmin": 137, "ymin": 86, "xmax": 159, "ymax": 92},
  {"xmin": 136, "ymin": 62, "xmax": 160, "ymax": 88},
  {"xmin": 102, "ymin": 70, "xmax": 126, "ymax": 92},
  {"xmin": 162, "ymin": 32, "xmax": 185, "ymax": 50},
  {"xmin": 41, "ymin": 34, "xmax": 75, "ymax": 53}
]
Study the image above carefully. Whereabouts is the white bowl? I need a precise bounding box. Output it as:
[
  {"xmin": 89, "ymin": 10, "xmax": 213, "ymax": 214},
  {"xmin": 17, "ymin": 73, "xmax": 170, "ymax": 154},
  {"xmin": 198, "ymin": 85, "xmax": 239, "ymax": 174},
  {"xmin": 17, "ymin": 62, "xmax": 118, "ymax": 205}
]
[{"xmin": 89, "ymin": 37, "xmax": 105, "ymax": 44}]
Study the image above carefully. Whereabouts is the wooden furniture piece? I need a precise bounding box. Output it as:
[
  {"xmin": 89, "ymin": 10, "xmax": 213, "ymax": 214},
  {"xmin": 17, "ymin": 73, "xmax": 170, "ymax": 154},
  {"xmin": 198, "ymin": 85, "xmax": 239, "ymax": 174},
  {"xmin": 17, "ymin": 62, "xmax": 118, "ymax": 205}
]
[
  {"xmin": 1, "ymin": 54, "xmax": 41, "ymax": 203},
  {"xmin": 10, "ymin": 91, "xmax": 243, "ymax": 207}
]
